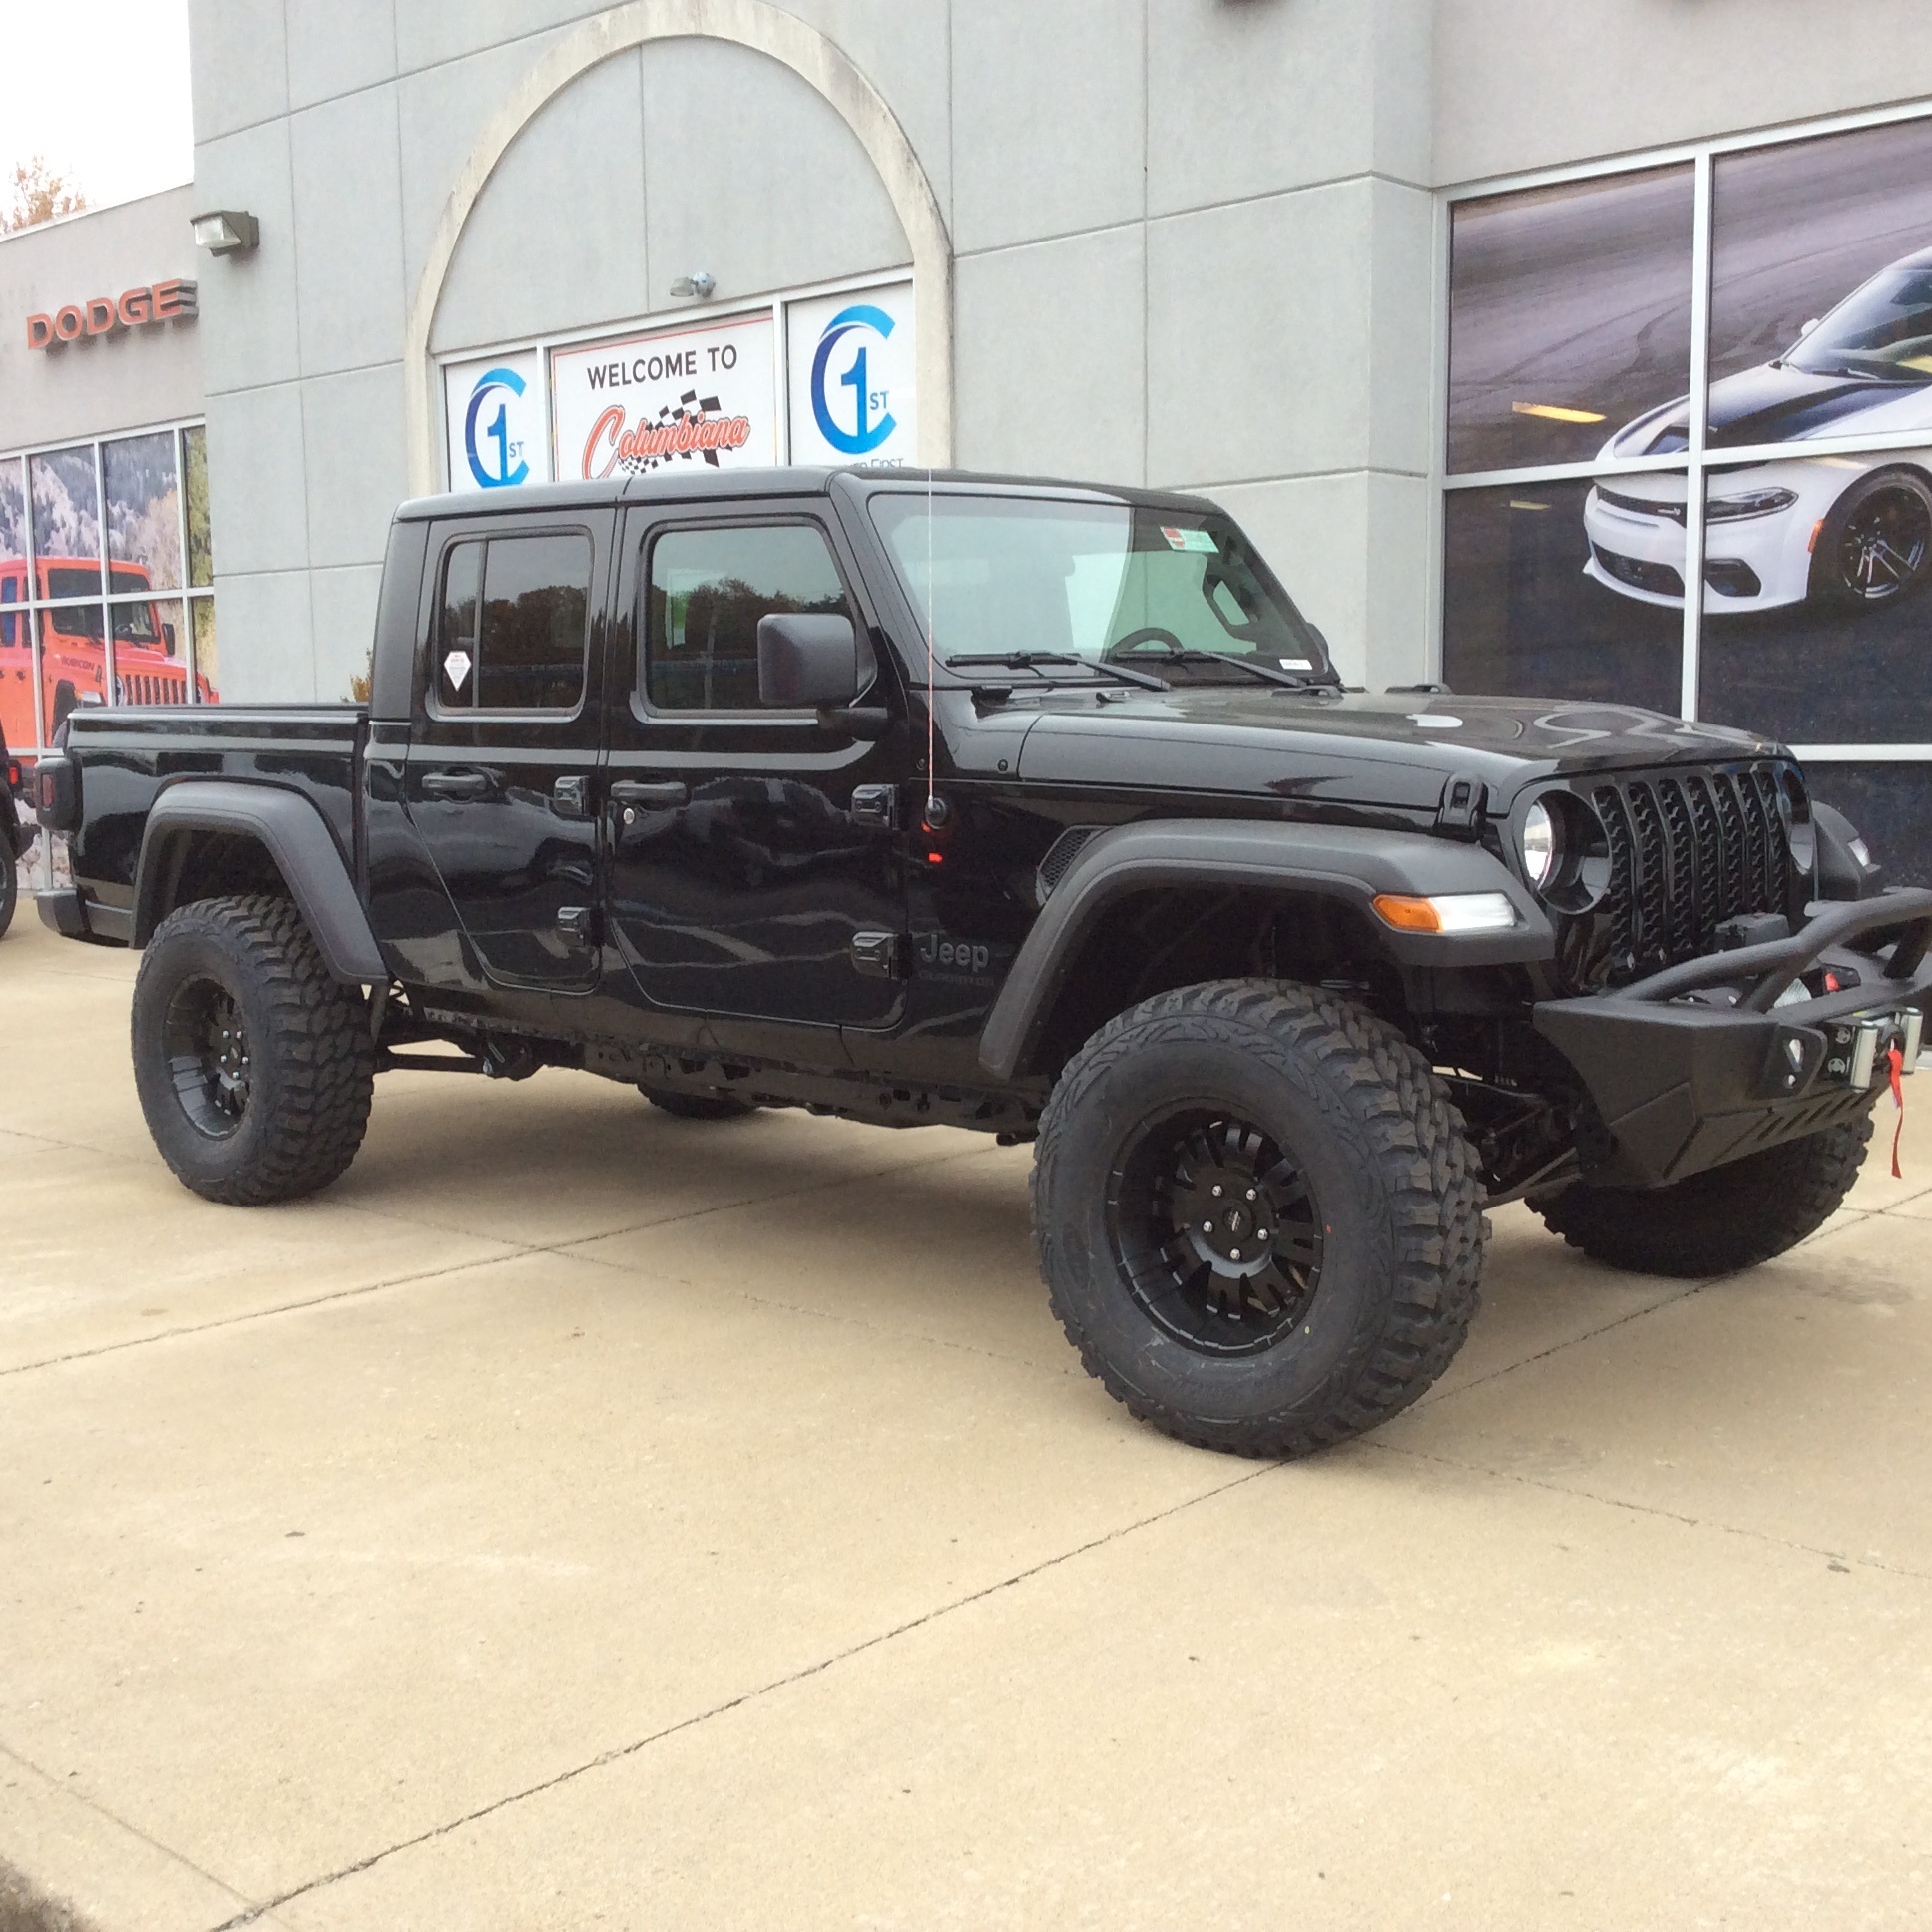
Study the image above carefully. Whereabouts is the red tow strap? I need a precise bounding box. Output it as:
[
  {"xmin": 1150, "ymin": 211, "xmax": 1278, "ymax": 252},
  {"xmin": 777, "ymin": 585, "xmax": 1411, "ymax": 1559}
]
[{"xmin": 1888, "ymin": 1045, "xmax": 1907, "ymax": 1181}]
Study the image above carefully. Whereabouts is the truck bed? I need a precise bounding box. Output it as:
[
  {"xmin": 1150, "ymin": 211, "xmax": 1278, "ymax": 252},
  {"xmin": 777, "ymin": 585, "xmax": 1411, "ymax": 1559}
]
[{"xmin": 55, "ymin": 705, "xmax": 366, "ymax": 937}]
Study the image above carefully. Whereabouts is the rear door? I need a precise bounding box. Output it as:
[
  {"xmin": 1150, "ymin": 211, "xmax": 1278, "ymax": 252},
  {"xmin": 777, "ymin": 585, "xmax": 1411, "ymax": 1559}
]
[
  {"xmin": 402, "ymin": 509, "xmax": 611, "ymax": 991},
  {"xmin": 602, "ymin": 500, "xmax": 908, "ymax": 1031}
]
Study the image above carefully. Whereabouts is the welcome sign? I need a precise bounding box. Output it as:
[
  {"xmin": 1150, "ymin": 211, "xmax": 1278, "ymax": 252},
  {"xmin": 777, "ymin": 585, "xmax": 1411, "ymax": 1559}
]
[{"xmin": 549, "ymin": 312, "xmax": 777, "ymax": 482}]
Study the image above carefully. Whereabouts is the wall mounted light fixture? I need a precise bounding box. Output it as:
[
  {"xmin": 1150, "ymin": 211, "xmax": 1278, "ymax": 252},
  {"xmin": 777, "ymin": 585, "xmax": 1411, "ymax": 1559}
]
[
  {"xmin": 670, "ymin": 271, "xmax": 715, "ymax": 299},
  {"xmin": 190, "ymin": 210, "xmax": 260, "ymax": 256}
]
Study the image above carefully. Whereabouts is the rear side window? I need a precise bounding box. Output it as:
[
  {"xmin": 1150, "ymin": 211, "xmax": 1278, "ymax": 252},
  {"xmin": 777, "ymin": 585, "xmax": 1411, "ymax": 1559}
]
[
  {"xmin": 435, "ymin": 530, "xmax": 592, "ymax": 713},
  {"xmin": 645, "ymin": 523, "xmax": 850, "ymax": 712}
]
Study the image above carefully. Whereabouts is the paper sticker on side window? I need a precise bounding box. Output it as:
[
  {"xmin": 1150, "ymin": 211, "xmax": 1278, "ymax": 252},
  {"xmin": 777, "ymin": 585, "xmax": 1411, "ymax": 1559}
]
[{"xmin": 1160, "ymin": 525, "xmax": 1218, "ymax": 553}]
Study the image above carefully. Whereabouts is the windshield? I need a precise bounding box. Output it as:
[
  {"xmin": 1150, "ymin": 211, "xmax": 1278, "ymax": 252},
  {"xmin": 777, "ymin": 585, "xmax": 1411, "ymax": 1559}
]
[
  {"xmin": 1787, "ymin": 263, "xmax": 1932, "ymax": 383},
  {"xmin": 869, "ymin": 493, "xmax": 1331, "ymax": 680}
]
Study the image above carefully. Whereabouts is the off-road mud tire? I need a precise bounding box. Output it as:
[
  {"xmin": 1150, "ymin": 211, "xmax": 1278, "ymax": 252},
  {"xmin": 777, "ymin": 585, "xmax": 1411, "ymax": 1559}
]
[
  {"xmin": 1529, "ymin": 1115, "xmax": 1873, "ymax": 1278},
  {"xmin": 638, "ymin": 1085, "xmax": 759, "ymax": 1121},
  {"xmin": 0, "ymin": 838, "xmax": 16, "ymax": 940},
  {"xmin": 132, "ymin": 893, "xmax": 374, "ymax": 1204},
  {"xmin": 1032, "ymin": 978, "xmax": 1486, "ymax": 1459}
]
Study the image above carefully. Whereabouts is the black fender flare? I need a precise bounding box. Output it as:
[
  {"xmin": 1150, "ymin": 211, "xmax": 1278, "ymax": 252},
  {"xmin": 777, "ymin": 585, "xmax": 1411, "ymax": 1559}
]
[
  {"xmin": 134, "ymin": 780, "xmax": 385, "ymax": 984},
  {"xmin": 976, "ymin": 818, "xmax": 1553, "ymax": 1081}
]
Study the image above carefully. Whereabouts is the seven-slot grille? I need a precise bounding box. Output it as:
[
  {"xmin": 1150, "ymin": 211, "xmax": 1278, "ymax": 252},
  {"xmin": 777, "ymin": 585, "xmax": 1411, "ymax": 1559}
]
[
  {"xmin": 118, "ymin": 673, "xmax": 190, "ymax": 706},
  {"xmin": 1586, "ymin": 764, "xmax": 1793, "ymax": 983}
]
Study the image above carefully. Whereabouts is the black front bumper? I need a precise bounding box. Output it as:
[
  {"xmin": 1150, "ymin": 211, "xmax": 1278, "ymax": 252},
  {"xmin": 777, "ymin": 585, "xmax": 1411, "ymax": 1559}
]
[{"xmin": 1535, "ymin": 891, "xmax": 1932, "ymax": 1188}]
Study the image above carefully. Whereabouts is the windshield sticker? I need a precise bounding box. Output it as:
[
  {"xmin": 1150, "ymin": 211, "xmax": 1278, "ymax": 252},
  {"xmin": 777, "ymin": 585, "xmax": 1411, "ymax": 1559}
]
[
  {"xmin": 1160, "ymin": 525, "xmax": 1218, "ymax": 553},
  {"xmin": 1277, "ymin": 658, "xmax": 1313, "ymax": 670},
  {"xmin": 444, "ymin": 649, "xmax": 472, "ymax": 693}
]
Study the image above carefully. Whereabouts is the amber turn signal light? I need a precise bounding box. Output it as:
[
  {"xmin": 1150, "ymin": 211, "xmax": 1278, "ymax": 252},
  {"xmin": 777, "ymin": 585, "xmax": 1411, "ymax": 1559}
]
[{"xmin": 1372, "ymin": 893, "xmax": 1443, "ymax": 932}]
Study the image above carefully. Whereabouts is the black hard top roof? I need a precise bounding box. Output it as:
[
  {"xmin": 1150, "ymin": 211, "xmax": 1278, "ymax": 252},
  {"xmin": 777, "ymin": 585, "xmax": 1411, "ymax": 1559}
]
[{"xmin": 395, "ymin": 465, "xmax": 1219, "ymax": 523}]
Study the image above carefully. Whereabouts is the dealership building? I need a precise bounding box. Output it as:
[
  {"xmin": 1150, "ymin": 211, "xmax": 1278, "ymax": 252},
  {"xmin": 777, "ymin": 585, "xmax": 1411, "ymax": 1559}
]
[{"xmin": 5, "ymin": 0, "xmax": 1932, "ymax": 878}]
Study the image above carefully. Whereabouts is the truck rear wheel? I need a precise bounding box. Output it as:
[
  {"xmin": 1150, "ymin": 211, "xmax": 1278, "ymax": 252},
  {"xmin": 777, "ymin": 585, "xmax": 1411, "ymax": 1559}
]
[
  {"xmin": 1032, "ymin": 979, "xmax": 1485, "ymax": 1459},
  {"xmin": 132, "ymin": 894, "xmax": 374, "ymax": 1205},
  {"xmin": 1529, "ymin": 1116, "xmax": 1873, "ymax": 1277}
]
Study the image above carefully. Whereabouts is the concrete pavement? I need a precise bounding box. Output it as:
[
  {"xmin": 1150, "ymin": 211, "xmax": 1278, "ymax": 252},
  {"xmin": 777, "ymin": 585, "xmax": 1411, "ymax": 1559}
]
[{"xmin": 3, "ymin": 903, "xmax": 1931, "ymax": 1928}]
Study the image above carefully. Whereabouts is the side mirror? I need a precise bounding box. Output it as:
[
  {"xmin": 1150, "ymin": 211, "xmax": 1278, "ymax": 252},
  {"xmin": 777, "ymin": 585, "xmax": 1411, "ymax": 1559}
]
[
  {"xmin": 162, "ymin": 621, "xmax": 177, "ymax": 653},
  {"xmin": 1797, "ymin": 317, "xmax": 1821, "ymax": 337},
  {"xmin": 756, "ymin": 612, "xmax": 872, "ymax": 708}
]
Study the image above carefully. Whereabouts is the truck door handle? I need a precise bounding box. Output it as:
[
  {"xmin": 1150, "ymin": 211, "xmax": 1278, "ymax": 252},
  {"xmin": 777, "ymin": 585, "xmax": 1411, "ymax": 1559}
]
[
  {"xmin": 419, "ymin": 769, "xmax": 493, "ymax": 800},
  {"xmin": 610, "ymin": 779, "xmax": 688, "ymax": 809}
]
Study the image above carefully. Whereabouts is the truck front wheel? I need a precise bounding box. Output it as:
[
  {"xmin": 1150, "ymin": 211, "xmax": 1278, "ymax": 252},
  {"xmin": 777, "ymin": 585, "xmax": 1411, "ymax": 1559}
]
[
  {"xmin": 132, "ymin": 894, "xmax": 375, "ymax": 1205},
  {"xmin": 1529, "ymin": 1117, "xmax": 1872, "ymax": 1277},
  {"xmin": 1032, "ymin": 979, "xmax": 1486, "ymax": 1459}
]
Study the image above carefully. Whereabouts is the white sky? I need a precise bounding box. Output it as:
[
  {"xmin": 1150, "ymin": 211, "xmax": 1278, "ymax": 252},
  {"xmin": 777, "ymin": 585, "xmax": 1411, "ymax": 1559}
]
[{"xmin": 0, "ymin": 0, "xmax": 193, "ymax": 216}]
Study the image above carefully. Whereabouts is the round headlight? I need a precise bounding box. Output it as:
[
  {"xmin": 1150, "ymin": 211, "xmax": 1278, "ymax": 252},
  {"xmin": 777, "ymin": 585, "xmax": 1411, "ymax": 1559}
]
[{"xmin": 1521, "ymin": 799, "xmax": 1559, "ymax": 889}]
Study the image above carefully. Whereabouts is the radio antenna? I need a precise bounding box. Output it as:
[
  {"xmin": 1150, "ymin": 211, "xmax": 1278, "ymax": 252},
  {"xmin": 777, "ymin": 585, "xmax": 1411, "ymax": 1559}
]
[{"xmin": 925, "ymin": 463, "xmax": 938, "ymax": 822}]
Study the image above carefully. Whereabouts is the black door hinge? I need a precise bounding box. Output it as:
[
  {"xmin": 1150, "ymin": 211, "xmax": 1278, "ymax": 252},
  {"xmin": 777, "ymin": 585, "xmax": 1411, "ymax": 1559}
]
[
  {"xmin": 850, "ymin": 930, "xmax": 908, "ymax": 978},
  {"xmin": 1434, "ymin": 771, "xmax": 1485, "ymax": 838},
  {"xmin": 850, "ymin": 783, "xmax": 899, "ymax": 830}
]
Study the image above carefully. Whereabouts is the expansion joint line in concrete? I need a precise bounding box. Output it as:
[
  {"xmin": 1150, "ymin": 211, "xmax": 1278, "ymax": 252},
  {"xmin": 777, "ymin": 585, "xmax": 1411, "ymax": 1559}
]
[
  {"xmin": 204, "ymin": 1461, "xmax": 1281, "ymax": 1928},
  {"xmin": 1361, "ymin": 1441, "xmax": 1932, "ymax": 1585},
  {"xmin": 0, "ymin": 1740, "xmax": 256, "ymax": 1928},
  {"xmin": 0, "ymin": 1143, "xmax": 1006, "ymax": 1381}
]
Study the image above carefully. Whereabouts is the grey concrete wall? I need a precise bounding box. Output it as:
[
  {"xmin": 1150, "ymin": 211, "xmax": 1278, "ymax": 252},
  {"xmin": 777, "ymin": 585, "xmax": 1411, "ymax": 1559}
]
[
  {"xmin": 1434, "ymin": 0, "xmax": 1932, "ymax": 186},
  {"xmin": 0, "ymin": 188, "xmax": 203, "ymax": 455}
]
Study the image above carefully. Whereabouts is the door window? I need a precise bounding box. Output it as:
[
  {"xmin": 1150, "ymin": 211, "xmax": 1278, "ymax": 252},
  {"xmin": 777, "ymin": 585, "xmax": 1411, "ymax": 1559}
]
[
  {"xmin": 644, "ymin": 522, "xmax": 851, "ymax": 712},
  {"xmin": 434, "ymin": 530, "xmax": 592, "ymax": 713}
]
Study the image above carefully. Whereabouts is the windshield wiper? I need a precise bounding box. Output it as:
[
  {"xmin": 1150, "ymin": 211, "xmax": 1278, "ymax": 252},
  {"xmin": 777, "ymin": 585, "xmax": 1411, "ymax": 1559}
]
[
  {"xmin": 943, "ymin": 650, "xmax": 1170, "ymax": 691},
  {"xmin": 1109, "ymin": 645, "xmax": 1331, "ymax": 692}
]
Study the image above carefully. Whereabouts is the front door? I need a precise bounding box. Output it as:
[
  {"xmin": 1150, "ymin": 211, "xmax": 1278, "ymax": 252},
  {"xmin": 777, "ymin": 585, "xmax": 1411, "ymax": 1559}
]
[
  {"xmin": 603, "ymin": 504, "xmax": 907, "ymax": 1032},
  {"xmin": 402, "ymin": 511, "xmax": 610, "ymax": 991}
]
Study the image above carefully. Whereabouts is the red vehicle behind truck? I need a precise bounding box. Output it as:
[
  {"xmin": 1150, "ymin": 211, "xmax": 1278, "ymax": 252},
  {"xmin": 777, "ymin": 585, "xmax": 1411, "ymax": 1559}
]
[{"xmin": 0, "ymin": 557, "xmax": 215, "ymax": 749}]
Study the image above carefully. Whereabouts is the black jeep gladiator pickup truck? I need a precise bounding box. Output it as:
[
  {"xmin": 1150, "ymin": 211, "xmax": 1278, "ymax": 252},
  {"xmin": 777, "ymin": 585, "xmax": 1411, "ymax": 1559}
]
[{"xmin": 33, "ymin": 466, "xmax": 1932, "ymax": 1458}]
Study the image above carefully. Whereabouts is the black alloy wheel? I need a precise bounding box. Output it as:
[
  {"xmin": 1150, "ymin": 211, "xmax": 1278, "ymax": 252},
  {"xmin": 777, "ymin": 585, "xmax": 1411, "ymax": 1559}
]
[
  {"xmin": 164, "ymin": 975, "xmax": 254, "ymax": 1137},
  {"xmin": 133, "ymin": 894, "xmax": 374, "ymax": 1204},
  {"xmin": 1817, "ymin": 470, "xmax": 1932, "ymax": 608},
  {"xmin": 1107, "ymin": 1109, "xmax": 1324, "ymax": 1357},
  {"xmin": 1032, "ymin": 978, "xmax": 1486, "ymax": 1459}
]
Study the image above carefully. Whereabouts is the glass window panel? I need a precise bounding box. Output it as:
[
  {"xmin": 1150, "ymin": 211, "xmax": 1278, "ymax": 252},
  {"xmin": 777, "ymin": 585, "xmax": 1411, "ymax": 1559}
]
[
  {"xmin": 1697, "ymin": 449, "xmax": 1932, "ymax": 744},
  {"xmin": 647, "ymin": 523, "xmax": 849, "ymax": 712},
  {"xmin": 183, "ymin": 426, "xmax": 212, "ymax": 587},
  {"xmin": 1447, "ymin": 165, "xmax": 1695, "ymax": 474},
  {"xmin": 869, "ymin": 494, "xmax": 1327, "ymax": 671},
  {"xmin": 1805, "ymin": 764, "xmax": 1932, "ymax": 889},
  {"xmin": 191, "ymin": 595, "xmax": 218, "ymax": 698},
  {"xmin": 1710, "ymin": 118, "xmax": 1932, "ymax": 446},
  {"xmin": 435, "ymin": 540, "xmax": 483, "ymax": 707},
  {"xmin": 29, "ymin": 446, "xmax": 101, "ymax": 569},
  {"xmin": 40, "ymin": 600, "xmax": 106, "ymax": 642},
  {"xmin": 0, "ymin": 457, "xmax": 26, "ymax": 587},
  {"xmin": 1442, "ymin": 479, "xmax": 1685, "ymax": 714},
  {"xmin": 112, "ymin": 599, "xmax": 192, "ymax": 706},
  {"xmin": 2, "ymin": 595, "xmax": 36, "ymax": 749},
  {"xmin": 104, "ymin": 431, "xmax": 183, "ymax": 591},
  {"xmin": 38, "ymin": 605, "xmax": 104, "ymax": 733},
  {"xmin": 463, "ymin": 532, "xmax": 591, "ymax": 712}
]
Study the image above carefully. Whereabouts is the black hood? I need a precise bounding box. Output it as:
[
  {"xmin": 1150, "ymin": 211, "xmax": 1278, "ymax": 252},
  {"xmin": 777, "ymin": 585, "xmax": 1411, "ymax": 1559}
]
[
  {"xmin": 952, "ymin": 687, "xmax": 1781, "ymax": 817},
  {"xmin": 1613, "ymin": 361, "xmax": 1913, "ymax": 456}
]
